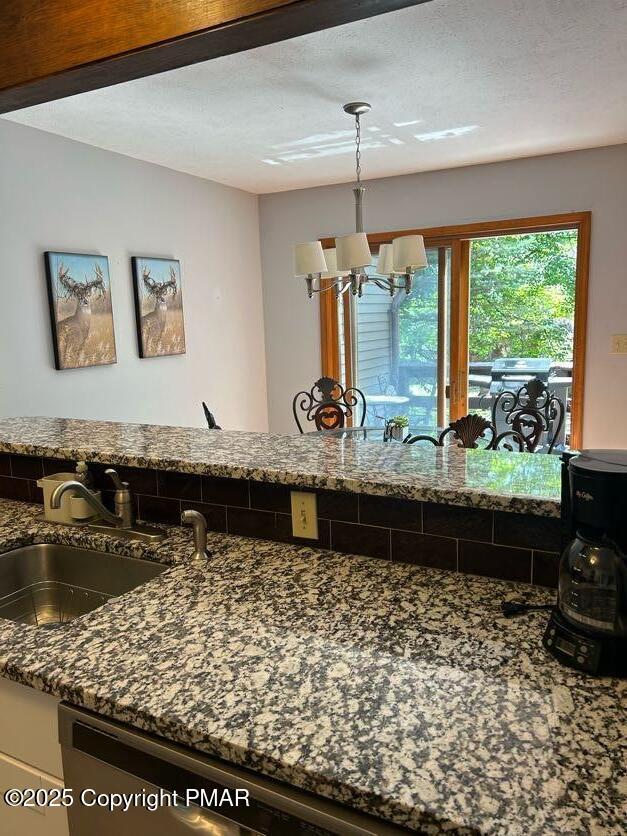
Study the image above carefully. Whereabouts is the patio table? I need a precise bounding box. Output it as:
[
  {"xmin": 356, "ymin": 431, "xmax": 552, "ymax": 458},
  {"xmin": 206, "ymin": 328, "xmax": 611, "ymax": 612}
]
[
  {"xmin": 306, "ymin": 426, "xmax": 441, "ymax": 441},
  {"xmin": 364, "ymin": 393, "xmax": 410, "ymax": 420}
]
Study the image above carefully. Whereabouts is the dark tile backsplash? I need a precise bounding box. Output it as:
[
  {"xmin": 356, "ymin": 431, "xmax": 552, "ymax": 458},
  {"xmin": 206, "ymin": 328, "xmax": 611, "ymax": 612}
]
[
  {"xmin": 250, "ymin": 481, "xmax": 291, "ymax": 513},
  {"xmin": 0, "ymin": 452, "xmax": 561, "ymax": 588},
  {"xmin": 227, "ymin": 506, "xmax": 277, "ymax": 540},
  {"xmin": 458, "ymin": 541, "xmax": 532, "ymax": 584},
  {"xmin": 423, "ymin": 502, "xmax": 492, "ymax": 542},
  {"xmin": 157, "ymin": 470, "xmax": 202, "ymax": 502},
  {"xmin": 532, "ymin": 551, "xmax": 561, "ymax": 589},
  {"xmin": 29, "ymin": 480, "xmax": 44, "ymax": 504},
  {"xmin": 392, "ymin": 530, "xmax": 457, "ymax": 571},
  {"xmin": 359, "ymin": 495, "xmax": 420, "ymax": 531},
  {"xmin": 316, "ymin": 489, "xmax": 358, "ymax": 522},
  {"xmin": 10, "ymin": 454, "xmax": 44, "ymax": 480},
  {"xmin": 493, "ymin": 511, "xmax": 561, "ymax": 552},
  {"xmin": 137, "ymin": 495, "xmax": 181, "ymax": 526},
  {"xmin": 202, "ymin": 476, "xmax": 249, "ymax": 508},
  {"xmin": 0, "ymin": 475, "xmax": 32, "ymax": 502},
  {"xmin": 331, "ymin": 521, "xmax": 390, "ymax": 561}
]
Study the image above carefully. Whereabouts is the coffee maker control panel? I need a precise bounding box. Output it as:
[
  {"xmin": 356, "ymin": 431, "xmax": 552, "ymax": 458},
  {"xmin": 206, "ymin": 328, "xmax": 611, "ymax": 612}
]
[{"xmin": 543, "ymin": 610, "xmax": 602, "ymax": 674}]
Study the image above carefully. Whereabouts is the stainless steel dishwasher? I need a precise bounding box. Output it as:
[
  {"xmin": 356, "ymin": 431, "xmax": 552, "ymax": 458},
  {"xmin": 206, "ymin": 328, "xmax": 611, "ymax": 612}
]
[{"xmin": 59, "ymin": 704, "xmax": 407, "ymax": 836}]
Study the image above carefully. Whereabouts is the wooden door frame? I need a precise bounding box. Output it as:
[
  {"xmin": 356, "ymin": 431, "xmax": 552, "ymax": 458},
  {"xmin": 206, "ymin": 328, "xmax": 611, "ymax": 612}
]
[
  {"xmin": 320, "ymin": 211, "xmax": 591, "ymax": 448},
  {"xmin": 449, "ymin": 239, "xmax": 470, "ymax": 422},
  {"xmin": 436, "ymin": 246, "xmax": 449, "ymax": 427}
]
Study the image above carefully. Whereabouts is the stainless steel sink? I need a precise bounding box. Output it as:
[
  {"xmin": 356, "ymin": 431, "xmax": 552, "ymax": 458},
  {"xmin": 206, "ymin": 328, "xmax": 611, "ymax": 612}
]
[{"xmin": 0, "ymin": 544, "xmax": 166, "ymax": 627}]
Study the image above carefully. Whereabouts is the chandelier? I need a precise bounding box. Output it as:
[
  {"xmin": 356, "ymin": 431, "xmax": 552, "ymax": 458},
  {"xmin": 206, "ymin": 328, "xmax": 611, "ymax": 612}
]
[{"xmin": 294, "ymin": 102, "xmax": 428, "ymax": 299}]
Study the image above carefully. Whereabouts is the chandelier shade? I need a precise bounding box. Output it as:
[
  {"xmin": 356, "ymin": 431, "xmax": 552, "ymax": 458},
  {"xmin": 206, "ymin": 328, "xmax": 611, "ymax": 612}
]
[
  {"xmin": 322, "ymin": 248, "xmax": 349, "ymax": 279},
  {"xmin": 376, "ymin": 243, "xmax": 394, "ymax": 276},
  {"xmin": 294, "ymin": 241, "xmax": 327, "ymax": 277},
  {"xmin": 336, "ymin": 232, "xmax": 371, "ymax": 271},
  {"xmin": 393, "ymin": 235, "xmax": 428, "ymax": 271}
]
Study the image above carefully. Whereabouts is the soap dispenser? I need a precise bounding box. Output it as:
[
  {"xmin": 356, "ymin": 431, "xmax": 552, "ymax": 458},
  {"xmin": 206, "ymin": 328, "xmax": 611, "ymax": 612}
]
[
  {"xmin": 71, "ymin": 462, "xmax": 99, "ymax": 520},
  {"xmin": 75, "ymin": 461, "xmax": 93, "ymax": 487}
]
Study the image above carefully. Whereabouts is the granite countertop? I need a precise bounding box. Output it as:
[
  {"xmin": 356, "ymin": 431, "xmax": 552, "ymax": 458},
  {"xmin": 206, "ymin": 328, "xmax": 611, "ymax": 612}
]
[
  {"xmin": 0, "ymin": 417, "xmax": 561, "ymax": 516},
  {"xmin": 0, "ymin": 500, "xmax": 624, "ymax": 834}
]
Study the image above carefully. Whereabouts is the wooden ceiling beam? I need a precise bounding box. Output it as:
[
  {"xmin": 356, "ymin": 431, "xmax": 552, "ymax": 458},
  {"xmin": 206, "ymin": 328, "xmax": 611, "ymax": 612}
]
[{"xmin": 0, "ymin": 0, "xmax": 433, "ymax": 114}]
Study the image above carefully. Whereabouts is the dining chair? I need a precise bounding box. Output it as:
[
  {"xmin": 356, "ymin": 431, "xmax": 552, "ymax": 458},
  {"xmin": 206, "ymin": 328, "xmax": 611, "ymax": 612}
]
[
  {"xmin": 202, "ymin": 402, "xmax": 222, "ymax": 429},
  {"xmin": 377, "ymin": 373, "xmax": 399, "ymax": 396},
  {"xmin": 403, "ymin": 413, "xmax": 524, "ymax": 451},
  {"xmin": 491, "ymin": 377, "xmax": 565, "ymax": 453},
  {"xmin": 292, "ymin": 377, "xmax": 366, "ymax": 433}
]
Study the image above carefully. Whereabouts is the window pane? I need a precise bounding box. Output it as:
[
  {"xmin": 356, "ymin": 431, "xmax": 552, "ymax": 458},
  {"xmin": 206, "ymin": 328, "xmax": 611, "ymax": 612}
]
[
  {"xmin": 468, "ymin": 229, "xmax": 577, "ymax": 447},
  {"xmin": 354, "ymin": 248, "xmax": 450, "ymax": 431},
  {"xmin": 397, "ymin": 248, "xmax": 450, "ymax": 429}
]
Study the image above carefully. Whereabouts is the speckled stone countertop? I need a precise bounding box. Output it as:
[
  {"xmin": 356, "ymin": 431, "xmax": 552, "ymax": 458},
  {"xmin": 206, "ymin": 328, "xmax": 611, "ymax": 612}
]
[
  {"xmin": 0, "ymin": 500, "xmax": 624, "ymax": 834},
  {"xmin": 0, "ymin": 417, "xmax": 561, "ymax": 516}
]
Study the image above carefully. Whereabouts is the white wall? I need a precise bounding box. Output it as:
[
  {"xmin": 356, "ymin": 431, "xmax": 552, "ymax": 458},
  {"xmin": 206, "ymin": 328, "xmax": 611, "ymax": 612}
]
[
  {"xmin": 259, "ymin": 145, "xmax": 627, "ymax": 446},
  {"xmin": 0, "ymin": 119, "xmax": 268, "ymax": 431}
]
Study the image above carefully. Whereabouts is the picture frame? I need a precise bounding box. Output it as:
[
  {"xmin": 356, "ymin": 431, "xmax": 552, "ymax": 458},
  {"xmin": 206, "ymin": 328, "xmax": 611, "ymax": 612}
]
[
  {"xmin": 44, "ymin": 251, "xmax": 117, "ymax": 371},
  {"xmin": 131, "ymin": 257, "xmax": 186, "ymax": 358}
]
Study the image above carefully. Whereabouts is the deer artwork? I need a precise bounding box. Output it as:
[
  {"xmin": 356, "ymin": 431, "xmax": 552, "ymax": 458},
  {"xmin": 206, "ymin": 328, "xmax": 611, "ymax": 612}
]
[
  {"xmin": 140, "ymin": 265, "xmax": 177, "ymax": 354},
  {"xmin": 56, "ymin": 262, "xmax": 105, "ymax": 366}
]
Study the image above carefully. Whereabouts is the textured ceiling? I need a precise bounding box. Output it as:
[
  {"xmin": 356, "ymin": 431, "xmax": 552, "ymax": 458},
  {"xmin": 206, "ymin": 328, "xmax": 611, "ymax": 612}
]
[{"xmin": 4, "ymin": 0, "xmax": 627, "ymax": 194}]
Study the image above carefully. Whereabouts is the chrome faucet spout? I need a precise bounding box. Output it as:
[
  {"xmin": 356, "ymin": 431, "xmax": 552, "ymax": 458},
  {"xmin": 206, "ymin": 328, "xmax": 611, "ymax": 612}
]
[{"xmin": 50, "ymin": 480, "xmax": 123, "ymax": 527}]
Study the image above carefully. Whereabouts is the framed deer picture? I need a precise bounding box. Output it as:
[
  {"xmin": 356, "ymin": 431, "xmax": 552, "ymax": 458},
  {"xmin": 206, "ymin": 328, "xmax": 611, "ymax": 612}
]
[
  {"xmin": 44, "ymin": 251, "xmax": 117, "ymax": 370},
  {"xmin": 131, "ymin": 257, "xmax": 186, "ymax": 358}
]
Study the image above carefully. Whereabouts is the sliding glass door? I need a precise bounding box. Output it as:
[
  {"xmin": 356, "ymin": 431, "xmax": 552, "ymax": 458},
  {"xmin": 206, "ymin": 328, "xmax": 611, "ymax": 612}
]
[{"xmin": 322, "ymin": 212, "xmax": 590, "ymax": 448}]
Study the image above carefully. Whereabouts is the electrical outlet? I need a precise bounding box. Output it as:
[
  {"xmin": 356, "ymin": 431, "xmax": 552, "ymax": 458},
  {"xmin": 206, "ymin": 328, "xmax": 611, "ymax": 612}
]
[
  {"xmin": 290, "ymin": 491, "xmax": 318, "ymax": 539},
  {"xmin": 611, "ymin": 334, "xmax": 627, "ymax": 354}
]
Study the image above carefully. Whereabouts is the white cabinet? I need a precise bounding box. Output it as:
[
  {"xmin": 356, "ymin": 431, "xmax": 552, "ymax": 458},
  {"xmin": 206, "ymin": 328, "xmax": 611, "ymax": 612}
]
[
  {"xmin": 0, "ymin": 676, "xmax": 63, "ymax": 778},
  {"xmin": 0, "ymin": 751, "xmax": 69, "ymax": 836},
  {"xmin": 0, "ymin": 677, "xmax": 68, "ymax": 836}
]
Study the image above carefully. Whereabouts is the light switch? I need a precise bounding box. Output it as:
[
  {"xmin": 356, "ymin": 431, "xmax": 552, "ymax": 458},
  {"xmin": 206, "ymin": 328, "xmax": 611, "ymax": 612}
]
[
  {"xmin": 290, "ymin": 491, "xmax": 318, "ymax": 539},
  {"xmin": 611, "ymin": 334, "xmax": 627, "ymax": 354}
]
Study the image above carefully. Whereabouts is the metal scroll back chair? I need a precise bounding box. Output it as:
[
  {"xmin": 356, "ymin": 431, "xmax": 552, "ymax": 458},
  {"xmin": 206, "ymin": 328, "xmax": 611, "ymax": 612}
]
[
  {"xmin": 491, "ymin": 377, "xmax": 565, "ymax": 453},
  {"xmin": 377, "ymin": 373, "xmax": 399, "ymax": 396},
  {"xmin": 292, "ymin": 377, "xmax": 366, "ymax": 434},
  {"xmin": 403, "ymin": 413, "xmax": 524, "ymax": 451},
  {"xmin": 202, "ymin": 402, "xmax": 222, "ymax": 430}
]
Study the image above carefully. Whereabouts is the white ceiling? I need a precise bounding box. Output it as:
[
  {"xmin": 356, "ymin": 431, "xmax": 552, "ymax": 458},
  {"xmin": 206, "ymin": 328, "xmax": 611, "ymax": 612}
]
[{"xmin": 4, "ymin": 0, "xmax": 627, "ymax": 194}]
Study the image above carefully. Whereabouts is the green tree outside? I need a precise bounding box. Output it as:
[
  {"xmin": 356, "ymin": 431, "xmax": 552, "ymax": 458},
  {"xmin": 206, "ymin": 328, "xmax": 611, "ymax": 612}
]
[
  {"xmin": 398, "ymin": 230, "xmax": 577, "ymax": 366},
  {"xmin": 468, "ymin": 231, "xmax": 576, "ymax": 361}
]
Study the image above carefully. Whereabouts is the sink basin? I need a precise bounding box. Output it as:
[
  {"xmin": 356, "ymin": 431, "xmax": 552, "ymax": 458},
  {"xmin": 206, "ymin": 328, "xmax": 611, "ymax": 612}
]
[{"xmin": 0, "ymin": 544, "xmax": 166, "ymax": 627}]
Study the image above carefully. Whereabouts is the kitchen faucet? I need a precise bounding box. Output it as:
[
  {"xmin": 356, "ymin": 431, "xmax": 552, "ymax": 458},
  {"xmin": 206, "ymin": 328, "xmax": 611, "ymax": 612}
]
[{"xmin": 50, "ymin": 468, "xmax": 164, "ymax": 543}]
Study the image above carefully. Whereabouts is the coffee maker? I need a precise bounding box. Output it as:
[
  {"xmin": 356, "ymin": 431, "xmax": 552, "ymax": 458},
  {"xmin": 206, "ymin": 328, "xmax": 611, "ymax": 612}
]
[{"xmin": 543, "ymin": 450, "xmax": 627, "ymax": 676}]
